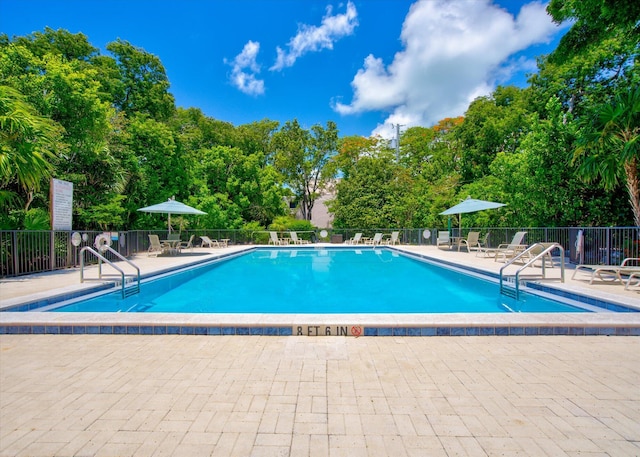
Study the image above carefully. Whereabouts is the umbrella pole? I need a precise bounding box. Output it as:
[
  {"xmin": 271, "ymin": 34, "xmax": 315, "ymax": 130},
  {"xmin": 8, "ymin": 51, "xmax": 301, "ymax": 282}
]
[{"xmin": 168, "ymin": 213, "xmax": 172, "ymax": 233}]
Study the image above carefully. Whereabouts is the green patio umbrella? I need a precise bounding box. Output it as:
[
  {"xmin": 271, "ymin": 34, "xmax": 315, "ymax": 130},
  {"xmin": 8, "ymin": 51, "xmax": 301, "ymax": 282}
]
[
  {"xmin": 440, "ymin": 196, "xmax": 506, "ymax": 233},
  {"xmin": 138, "ymin": 197, "xmax": 206, "ymax": 233}
]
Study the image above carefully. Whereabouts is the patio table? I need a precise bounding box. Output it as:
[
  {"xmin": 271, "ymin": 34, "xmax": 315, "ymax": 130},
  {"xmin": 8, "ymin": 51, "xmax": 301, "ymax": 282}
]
[{"xmin": 161, "ymin": 239, "xmax": 182, "ymax": 255}]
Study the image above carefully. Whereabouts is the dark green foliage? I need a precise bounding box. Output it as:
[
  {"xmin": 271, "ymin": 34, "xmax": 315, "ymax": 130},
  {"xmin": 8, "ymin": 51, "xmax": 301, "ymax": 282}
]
[{"xmin": 0, "ymin": 17, "xmax": 635, "ymax": 231}]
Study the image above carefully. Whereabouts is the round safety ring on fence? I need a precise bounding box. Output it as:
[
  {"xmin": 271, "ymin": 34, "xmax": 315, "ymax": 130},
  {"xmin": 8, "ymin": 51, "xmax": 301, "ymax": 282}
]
[{"xmin": 94, "ymin": 233, "xmax": 112, "ymax": 253}]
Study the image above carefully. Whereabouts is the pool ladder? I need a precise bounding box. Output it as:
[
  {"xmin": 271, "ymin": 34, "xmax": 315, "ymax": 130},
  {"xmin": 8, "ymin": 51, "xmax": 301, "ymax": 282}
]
[
  {"xmin": 499, "ymin": 243, "xmax": 565, "ymax": 300},
  {"xmin": 80, "ymin": 246, "xmax": 141, "ymax": 298}
]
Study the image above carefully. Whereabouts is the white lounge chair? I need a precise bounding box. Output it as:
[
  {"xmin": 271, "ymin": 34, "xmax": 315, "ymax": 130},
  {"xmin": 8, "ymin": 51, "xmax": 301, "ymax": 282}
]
[
  {"xmin": 345, "ymin": 233, "xmax": 362, "ymax": 245},
  {"xmin": 457, "ymin": 231, "xmax": 480, "ymax": 252},
  {"xmin": 436, "ymin": 231, "xmax": 450, "ymax": 249},
  {"xmin": 383, "ymin": 231, "xmax": 400, "ymax": 245},
  {"xmin": 200, "ymin": 235, "xmax": 219, "ymax": 248},
  {"xmin": 148, "ymin": 234, "xmax": 168, "ymax": 256},
  {"xmin": 625, "ymin": 271, "xmax": 640, "ymax": 290},
  {"xmin": 269, "ymin": 231, "xmax": 288, "ymax": 245},
  {"xmin": 289, "ymin": 231, "xmax": 311, "ymax": 244},
  {"xmin": 492, "ymin": 231, "xmax": 528, "ymax": 262},
  {"xmin": 475, "ymin": 233, "xmax": 491, "ymax": 257},
  {"xmin": 524, "ymin": 242, "xmax": 557, "ymax": 267},
  {"xmin": 365, "ymin": 233, "xmax": 383, "ymax": 246},
  {"xmin": 167, "ymin": 233, "xmax": 181, "ymax": 242},
  {"xmin": 176, "ymin": 234, "xmax": 195, "ymax": 252},
  {"xmin": 572, "ymin": 257, "xmax": 640, "ymax": 285}
]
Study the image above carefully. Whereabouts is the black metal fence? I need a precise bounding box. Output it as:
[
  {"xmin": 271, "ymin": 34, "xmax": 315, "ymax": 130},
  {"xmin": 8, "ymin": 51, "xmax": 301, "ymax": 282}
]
[{"xmin": 1, "ymin": 227, "xmax": 638, "ymax": 278}]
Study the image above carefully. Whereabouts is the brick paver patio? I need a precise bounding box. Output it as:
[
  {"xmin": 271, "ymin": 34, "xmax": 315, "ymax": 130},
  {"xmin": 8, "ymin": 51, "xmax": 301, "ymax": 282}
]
[{"xmin": 1, "ymin": 335, "xmax": 639, "ymax": 456}]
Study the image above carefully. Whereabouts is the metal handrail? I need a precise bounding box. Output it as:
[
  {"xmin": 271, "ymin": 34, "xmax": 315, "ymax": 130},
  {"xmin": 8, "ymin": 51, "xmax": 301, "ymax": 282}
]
[
  {"xmin": 80, "ymin": 246, "xmax": 140, "ymax": 298},
  {"xmin": 500, "ymin": 243, "xmax": 565, "ymax": 300},
  {"xmin": 102, "ymin": 246, "xmax": 141, "ymax": 285}
]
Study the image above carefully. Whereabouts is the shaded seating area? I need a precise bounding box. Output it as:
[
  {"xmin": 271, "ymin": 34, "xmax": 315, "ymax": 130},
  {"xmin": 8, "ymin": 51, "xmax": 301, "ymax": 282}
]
[
  {"xmin": 572, "ymin": 257, "xmax": 640, "ymax": 285},
  {"xmin": 147, "ymin": 234, "xmax": 169, "ymax": 256},
  {"xmin": 176, "ymin": 234, "xmax": 195, "ymax": 252},
  {"xmin": 475, "ymin": 232, "xmax": 491, "ymax": 257},
  {"xmin": 457, "ymin": 231, "xmax": 480, "ymax": 252},
  {"xmin": 159, "ymin": 233, "xmax": 182, "ymax": 255}
]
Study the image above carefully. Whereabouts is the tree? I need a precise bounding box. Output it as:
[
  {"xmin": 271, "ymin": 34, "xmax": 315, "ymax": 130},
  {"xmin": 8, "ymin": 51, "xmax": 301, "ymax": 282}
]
[
  {"xmin": 0, "ymin": 85, "xmax": 61, "ymax": 209},
  {"xmin": 191, "ymin": 145, "xmax": 286, "ymax": 227},
  {"xmin": 127, "ymin": 115, "xmax": 183, "ymax": 205},
  {"xmin": 455, "ymin": 86, "xmax": 534, "ymax": 182},
  {"xmin": 272, "ymin": 120, "xmax": 338, "ymax": 221},
  {"xmin": 106, "ymin": 39, "xmax": 175, "ymax": 121},
  {"xmin": 400, "ymin": 119, "xmax": 463, "ymax": 180},
  {"xmin": 12, "ymin": 27, "xmax": 98, "ymax": 62},
  {"xmin": 237, "ymin": 119, "xmax": 280, "ymax": 158},
  {"xmin": 533, "ymin": 0, "xmax": 639, "ymax": 116},
  {"xmin": 574, "ymin": 88, "xmax": 640, "ymax": 226},
  {"xmin": 330, "ymin": 156, "xmax": 389, "ymax": 228}
]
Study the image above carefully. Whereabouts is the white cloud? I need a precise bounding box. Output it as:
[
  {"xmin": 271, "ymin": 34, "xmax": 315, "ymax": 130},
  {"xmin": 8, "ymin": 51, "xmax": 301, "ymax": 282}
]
[
  {"xmin": 227, "ymin": 40, "xmax": 265, "ymax": 96},
  {"xmin": 333, "ymin": 0, "xmax": 562, "ymax": 137},
  {"xmin": 270, "ymin": 1, "xmax": 358, "ymax": 71}
]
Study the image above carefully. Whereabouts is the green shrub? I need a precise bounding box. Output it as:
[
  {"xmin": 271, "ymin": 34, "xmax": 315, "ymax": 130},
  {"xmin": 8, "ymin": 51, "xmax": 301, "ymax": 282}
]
[
  {"xmin": 241, "ymin": 221, "xmax": 267, "ymax": 244},
  {"xmin": 268, "ymin": 216, "xmax": 315, "ymax": 232}
]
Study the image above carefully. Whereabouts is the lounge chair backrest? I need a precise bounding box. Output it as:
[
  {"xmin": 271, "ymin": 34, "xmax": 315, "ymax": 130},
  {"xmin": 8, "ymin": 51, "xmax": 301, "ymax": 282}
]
[
  {"xmin": 290, "ymin": 232, "xmax": 299, "ymax": 242},
  {"xmin": 508, "ymin": 231, "xmax": 527, "ymax": 247},
  {"xmin": 372, "ymin": 233, "xmax": 382, "ymax": 243},
  {"xmin": 466, "ymin": 231, "xmax": 480, "ymax": 244},
  {"xmin": 353, "ymin": 233, "xmax": 362, "ymax": 243},
  {"xmin": 149, "ymin": 234, "xmax": 162, "ymax": 248},
  {"xmin": 438, "ymin": 231, "xmax": 449, "ymax": 242},
  {"xmin": 269, "ymin": 231, "xmax": 279, "ymax": 243},
  {"xmin": 200, "ymin": 235, "xmax": 220, "ymax": 248},
  {"xmin": 390, "ymin": 231, "xmax": 399, "ymax": 243}
]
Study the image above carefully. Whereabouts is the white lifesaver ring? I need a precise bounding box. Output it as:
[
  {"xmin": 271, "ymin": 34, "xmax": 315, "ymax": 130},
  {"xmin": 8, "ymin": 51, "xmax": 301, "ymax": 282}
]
[{"xmin": 94, "ymin": 234, "xmax": 111, "ymax": 253}]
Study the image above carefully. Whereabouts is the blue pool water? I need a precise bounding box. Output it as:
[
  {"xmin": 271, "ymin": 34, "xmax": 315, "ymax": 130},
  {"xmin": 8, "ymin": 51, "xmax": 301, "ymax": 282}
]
[{"xmin": 50, "ymin": 248, "xmax": 586, "ymax": 313}]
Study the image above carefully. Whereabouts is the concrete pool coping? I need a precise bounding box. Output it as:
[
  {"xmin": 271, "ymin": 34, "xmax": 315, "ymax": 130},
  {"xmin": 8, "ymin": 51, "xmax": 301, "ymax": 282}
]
[{"xmin": 1, "ymin": 244, "xmax": 640, "ymax": 336}]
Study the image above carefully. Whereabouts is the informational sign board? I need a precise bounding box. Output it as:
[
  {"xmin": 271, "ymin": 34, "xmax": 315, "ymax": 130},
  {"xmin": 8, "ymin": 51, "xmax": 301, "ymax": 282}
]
[{"xmin": 50, "ymin": 178, "xmax": 73, "ymax": 230}]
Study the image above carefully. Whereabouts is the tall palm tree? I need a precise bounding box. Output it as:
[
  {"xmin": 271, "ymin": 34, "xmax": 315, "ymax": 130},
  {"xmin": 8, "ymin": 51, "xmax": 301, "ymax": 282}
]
[
  {"xmin": 0, "ymin": 85, "xmax": 60, "ymax": 208},
  {"xmin": 574, "ymin": 87, "xmax": 640, "ymax": 226}
]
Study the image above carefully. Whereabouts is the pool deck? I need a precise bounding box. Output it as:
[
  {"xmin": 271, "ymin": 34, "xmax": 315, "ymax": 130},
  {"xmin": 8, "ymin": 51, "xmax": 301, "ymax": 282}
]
[
  {"xmin": 2, "ymin": 245, "xmax": 640, "ymax": 456},
  {"xmin": 1, "ymin": 244, "xmax": 640, "ymax": 334},
  {"xmin": 1, "ymin": 244, "xmax": 639, "ymax": 334}
]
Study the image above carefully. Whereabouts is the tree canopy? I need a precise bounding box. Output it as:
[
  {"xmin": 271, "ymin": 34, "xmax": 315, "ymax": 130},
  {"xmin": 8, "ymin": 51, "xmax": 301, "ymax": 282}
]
[{"xmin": 1, "ymin": 8, "xmax": 637, "ymax": 232}]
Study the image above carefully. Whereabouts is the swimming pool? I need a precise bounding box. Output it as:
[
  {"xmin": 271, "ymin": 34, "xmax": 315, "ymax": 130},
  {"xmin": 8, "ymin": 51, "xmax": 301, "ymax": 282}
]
[{"xmin": 50, "ymin": 247, "xmax": 585, "ymax": 313}]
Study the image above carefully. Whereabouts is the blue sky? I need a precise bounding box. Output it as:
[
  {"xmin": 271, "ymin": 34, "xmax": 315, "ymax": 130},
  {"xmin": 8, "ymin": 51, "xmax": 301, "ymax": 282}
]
[{"xmin": 1, "ymin": 0, "xmax": 567, "ymax": 138}]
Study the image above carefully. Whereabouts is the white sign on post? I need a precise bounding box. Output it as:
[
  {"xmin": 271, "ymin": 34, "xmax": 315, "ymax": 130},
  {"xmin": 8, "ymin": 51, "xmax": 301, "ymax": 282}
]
[{"xmin": 50, "ymin": 178, "xmax": 73, "ymax": 230}]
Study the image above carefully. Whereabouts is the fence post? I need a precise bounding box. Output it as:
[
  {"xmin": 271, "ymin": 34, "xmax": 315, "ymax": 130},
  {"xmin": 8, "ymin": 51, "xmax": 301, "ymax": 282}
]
[
  {"xmin": 66, "ymin": 231, "xmax": 74, "ymax": 268},
  {"xmin": 605, "ymin": 227, "xmax": 611, "ymax": 265},
  {"xmin": 12, "ymin": 231, "xmax": 19, "ymax": 276},
  {"xmin": 48, "ymin": 231, "xmax": 53, "ymax": 271}
]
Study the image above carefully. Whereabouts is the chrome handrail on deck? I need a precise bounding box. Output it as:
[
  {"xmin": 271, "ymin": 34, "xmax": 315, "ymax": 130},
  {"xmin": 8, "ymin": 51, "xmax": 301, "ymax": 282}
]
[
  {"xmin": 80, "ymin": 246, "xmax": 140, "ymax": 298},
  {"xmin": 500, "ymin": 243, "xmax": 565, "ymax": 300}
]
